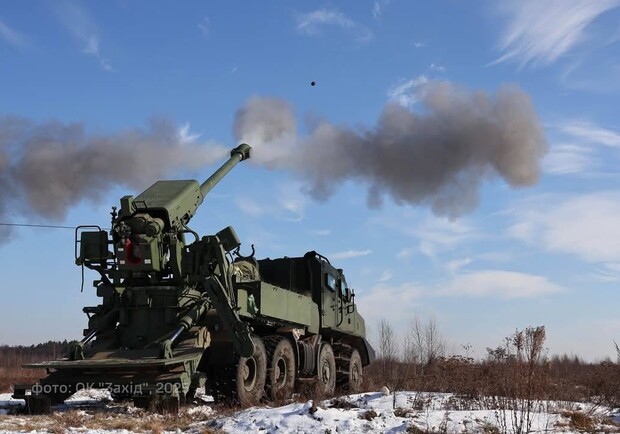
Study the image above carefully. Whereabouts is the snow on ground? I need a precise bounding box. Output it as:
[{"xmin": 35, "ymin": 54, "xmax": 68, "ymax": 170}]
[
  {"xmin": 209, "ymin": 392, "xmax": 616, "ymax": 434},
  {"xmin": 1, "ymin": 390, "xmax": 619, "ymax": 433},
  {"xmin": 0, "ymin": 392, "xmax": 24, "ymax": 413}
]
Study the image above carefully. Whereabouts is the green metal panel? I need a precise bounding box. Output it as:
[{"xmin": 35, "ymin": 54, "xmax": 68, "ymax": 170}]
[
  {"xmin": 332, "ymin": 305, "xmax": 366, "ymax": 338},
  {"xmin": 258, "ymin": 282, "xmax": 318, "ymax": 329},
  {"xmin": 237, "ymin": 289, "xmax": 250, "ymax": 317},
  {"xmin": 24, "ymin": 348, "xmax": 204, "ymax": 369},
  {"xmin": 134, "ymin": 180, "xmax": 202, "ymax": 227}
]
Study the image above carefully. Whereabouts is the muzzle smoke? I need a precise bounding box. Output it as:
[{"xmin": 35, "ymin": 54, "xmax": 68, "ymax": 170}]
[
  {"xmin": 234, "ymin": 80, "xmax": 547, "ymax": 217},
  {"xmin": 0, "ymin": 117, "xmax": 226, "ymax": 239}
]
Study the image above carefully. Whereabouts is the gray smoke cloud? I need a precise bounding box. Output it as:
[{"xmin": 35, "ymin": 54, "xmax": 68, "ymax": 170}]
[
  {"xmin": 0, "ymin": 79, "xmax": 546, "ymax": 242},
  {"xmin": 234, "ymin": 80, "xmax": 548, "ymax": 217},
  {"xmin": 0, "ymin": 116, "xmax": 227, "ymax": 238}
]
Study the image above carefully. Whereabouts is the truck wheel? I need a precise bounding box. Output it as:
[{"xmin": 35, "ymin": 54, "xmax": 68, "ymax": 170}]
[
  {"xmin": 236, "ymin": 336, "xmax": 267, "ymax": 406},
  {"xmin": 348, "ymin": 349, "xmax": 363, "ymax": 393},
  {"xmin": 316, "ymin": 343, "xmax": 336, "ymax": 397},
  {"xmin": 266, "ymin": 337, "xmax": 296, "ymax": 401}
]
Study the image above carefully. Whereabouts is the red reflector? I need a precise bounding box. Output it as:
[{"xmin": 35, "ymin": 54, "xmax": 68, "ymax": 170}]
[{"xmin": 125, "ymin": 238, "xmax": 142, "ymax": 265}]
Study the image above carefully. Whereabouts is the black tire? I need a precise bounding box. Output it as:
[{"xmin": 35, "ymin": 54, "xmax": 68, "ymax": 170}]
[
  {"xmin": 316, "ymin": 343, "xmax": 336, "ymax": 397},
  {"xmin": 348, "ymin": 349, "xmax": 363, "ymax": 393},
  {"xmin": 266, "ymin": 337, "xmax": 296, "ymax": 401},
  {"xmin": 236, "ymin": 336, "xmax": 267, "ymax": 406}
]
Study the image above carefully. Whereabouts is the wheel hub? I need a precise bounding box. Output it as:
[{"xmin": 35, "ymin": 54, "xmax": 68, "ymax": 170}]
[
  {"xmin": 321, "ymin": 361, "xmax": 331, "ymax": 382},
  {"xmin": 243, "ymin": 357, "xmax": 257, "ymax": 391}
]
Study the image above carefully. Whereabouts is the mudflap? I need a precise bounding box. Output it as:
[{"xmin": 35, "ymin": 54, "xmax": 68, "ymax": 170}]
[
  {"xmin": 13, "ymin": 384, "xmax": 53, "ymax": 415},
  {"xmin": 25, "ymin": 395, "xmax": 52, "ymax": 415}
]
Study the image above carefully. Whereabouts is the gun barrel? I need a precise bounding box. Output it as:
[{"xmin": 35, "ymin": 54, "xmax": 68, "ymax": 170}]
[{"xmin": 200, "ymin": 143, "xmax": 251, "ymax": 197}]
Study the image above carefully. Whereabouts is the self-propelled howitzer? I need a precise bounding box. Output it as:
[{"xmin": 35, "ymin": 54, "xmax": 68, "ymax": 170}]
[{"xmin": 16, "ymin": 143, "xmax": 375, "ymax": 414}]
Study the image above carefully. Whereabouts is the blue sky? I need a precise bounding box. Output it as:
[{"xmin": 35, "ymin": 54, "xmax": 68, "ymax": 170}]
[{"xmin": 1, "ymin": 1, "xmax": 620, "ymax": 361}]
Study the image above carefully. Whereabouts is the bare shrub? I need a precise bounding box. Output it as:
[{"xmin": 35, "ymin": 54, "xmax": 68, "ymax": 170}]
[
  {"xmin": 403, "ymin": 316, "xmax": 447, "ymax": 374},
  {"xmin": 485, "ymin": 326, "xmax": 549, "ymax": 434},
  {"xmin": 376, "ymin": 318, "xmax": 399, "ymax": 388}
]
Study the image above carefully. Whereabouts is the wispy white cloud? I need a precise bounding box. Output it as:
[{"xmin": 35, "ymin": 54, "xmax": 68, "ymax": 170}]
[
  {"xmin": 493, "ymin": 0, "xmax": 620, "ymax": 67},
  {"xmin": 356, "ymin": 281, "xmax": 423, "ymax": 328},
  {"xmin": 296, "ymin": 8, "xmax": 373, "ymax": 43},
  {"xmin": 377, "ymin": 269, "xmax": 393, "ymax": 283},
  {"xmin": 444, "ymin": 257, "xmax": 472, "ymax": 273},
  {"xmin": 55, "ymin": 1, "xmax": 113, "ymax": 71},
  {"xmin": 386, "ymin": 75, "xmax": 429, "ymax": 108},
  {"xmin": 409, "ymin": 216, "xmax": 478, "ymax": 260},
  {"xmin": 593, "ymin": 263, "xmax": 620, "ymax": 282},
  {"xmin": 376, "ymin": 211, "xmax": 478, "ymax": 262},
  {"xmin": 236, "ymin": 196, "xmax": 265, "ymax": 217},
  {"xmin": 276, "ymin": 183, "xmax": 306, "ymax": 222},
  {"xmin": 198, "ymin": 17, "xmax": 210, "ymax": 37},
  {"xmin": 560, "ymin": 120, "xmax": 620, "ymax": 148},
  {"xmin": 396, "ymin": 247, "xmax": 414, "ymax": 262},
  {"xmin": 357, "ymin": 269, "xmax": 563, "ymax": 334},
  {"xmin": 507, "ymin": 192, "xmax": 620, "ymax": 263},
  {"xmin": 235, "ymin": 183, "xmax": 307, "ymax": 222},
  {"xmin": 177, "ymin": 123, "xmax": 202, "ymax": 144},
  {"xmin": 413, "ymin": 41, "xmax": 426, "ymax": 49},
  {"xmin": 0, "ymin": 16, "xmax": 28, "ymax": 48},
  {"xmin": 372, "ymin": 0, "xmax": 390, "ymax": 20},
  {"xmin": 297, "ymin": 9, "xmax": 353, "ymax": 33},
  {"xmin": 474, "ymin": 251, "xmax": 513, "ymax": 264},
  {"xmin": 544, "ymin": 120, "xmax": 620, "ymax": 176},
  {"xmin": 543, "ymin": 143, "xmax": 598, "ymax": 175},
  {"xmin": 439, "ymin": 270, "xmax": 565, "ymax": 298},
  {"xmin": 312, "ymin": 229, "xmax": 331, "ymax": 236},
  {"xmin": 330, "ymin": 249, "xmax": 372, "ymax": 260},
  {"xmin": 429, "ymin": 63, "xmax": 446, "ymax": 73}
]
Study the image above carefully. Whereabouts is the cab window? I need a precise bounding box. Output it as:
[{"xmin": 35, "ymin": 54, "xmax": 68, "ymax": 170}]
[
  {"xmin": 340, "ymin": 280, "xmax": 348, "ymax": 298},
  {"xmin": 325, "ymin": 273, "xmax": 336, "ymax": 291}
]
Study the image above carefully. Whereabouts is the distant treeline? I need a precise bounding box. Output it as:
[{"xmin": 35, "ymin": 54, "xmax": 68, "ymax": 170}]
[
  {"xmin": 0, "ymin": 340, "xmax": 77, "ymax": 392},
  {"xmin": 0, "ymin": 341, "xmax": 77, "ymax": 365}
]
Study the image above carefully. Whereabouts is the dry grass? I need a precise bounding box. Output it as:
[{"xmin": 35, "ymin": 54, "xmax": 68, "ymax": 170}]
[
  {"xmin": 0, "ymin": 343, "xmax": 74, "ymax": 392},
  {"xmin": 406, "ymin": 424, "xmax": 428, "ymax": 434},
  {"xmin": 0, "ymin": 367, "xmax": 46, "ymax": 393},
  {"xmin": 329, "ymin": 397, "xmax": 359, "ymax": 409},
  {"xmin": 52, "ymin": 410, "xmax": 86, "ymax": 428},
  {"xmin": 358, "ymin": 409, "xmax": 378, "ymax": 421},
  {"xmin": 560, "ymin": 411, "xmax": 596, "ymax": 431},
  {"xmin": 0, "ymin": 406, "xmax": 225, "ymax": 433}
]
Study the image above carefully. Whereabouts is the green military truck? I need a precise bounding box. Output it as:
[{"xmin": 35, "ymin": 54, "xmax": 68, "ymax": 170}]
[{"xmin": 15, "ymin": 144, "xmax": 374, "ymax": 413}]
